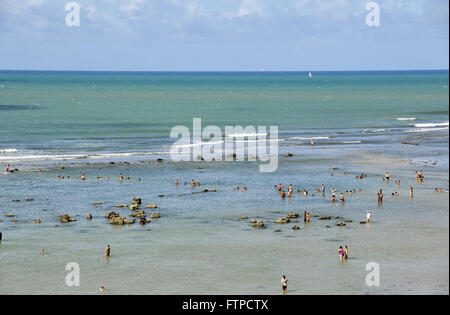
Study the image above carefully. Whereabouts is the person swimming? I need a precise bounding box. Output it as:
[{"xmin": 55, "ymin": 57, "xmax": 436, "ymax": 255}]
[{"xmin": 366, "ymin": 210, "xmax": 371, "ymax": 223}]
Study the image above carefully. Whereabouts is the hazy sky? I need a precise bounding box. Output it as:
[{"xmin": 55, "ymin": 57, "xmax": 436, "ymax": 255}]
[{"xmin": 0, "ymin": 0, "xmax": 448, "ymax": 71}]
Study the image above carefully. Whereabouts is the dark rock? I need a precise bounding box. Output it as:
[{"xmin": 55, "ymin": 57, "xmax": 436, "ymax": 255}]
[
  {"xmin": 59, "ymin": 214, "xmax": 76, "ymax": 223},
  {"xmin": 274, "ymin": 217, "xmax": 290, "ymax": 224},
  {"xmin": 130, "ymin": 210, "xmax": 146, "ymax": 218},
  {"xmin": 251, "ymin": 220, "xmax": 265, "ymax": 228},
  {"xmin": 104, "ymin": 211, "xmax": 119, "ymax": 219},
  {"xmin": 112, "ymin": 204, "xmax": 128, "ymax": 208}
]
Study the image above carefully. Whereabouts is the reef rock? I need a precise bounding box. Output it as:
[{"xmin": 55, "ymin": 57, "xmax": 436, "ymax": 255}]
[{"xmin": 59, "ymin": 214, "xmax": 76, "ymax": 223}]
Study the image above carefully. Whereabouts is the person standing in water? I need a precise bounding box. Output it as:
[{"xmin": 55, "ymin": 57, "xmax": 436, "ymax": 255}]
[
  {"xmin": 338, "ymin": 246, "xmax": 344, "ymax": 262},
  {"xmin": 81, "ymin": 174, "xmax": 86, "ymax": 181},
  {"xmin": 281, "ymin": 275, "xmax": 288, "ymax": 294},
  {"xmin": 104, "ymin": 245, "xmax": 111, "ymax": 257},
  {"xmin": 344, "ymin": 246, "xmax": 349, "ymax": 259},
  {"xmin": 366, "ymin": 210, "xmax": 371, "ymax": 223},
  {"xmin": 409, "ymin": 186, "xmax": 414, "ymax": 198},
  {"xmin": 6, "ymin": 164, "xmax": 10, "ymax": 172}
]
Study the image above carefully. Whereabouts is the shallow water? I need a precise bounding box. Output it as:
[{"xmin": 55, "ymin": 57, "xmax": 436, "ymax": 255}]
[{"xmin": 0, "ymin": 71, "xmax": 448, "ymax": 294}]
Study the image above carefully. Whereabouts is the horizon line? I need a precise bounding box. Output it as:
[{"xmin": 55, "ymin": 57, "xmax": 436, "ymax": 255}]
[{"xmin": 0, "ymin": 69, "xmax": 449, "ymax": 73}]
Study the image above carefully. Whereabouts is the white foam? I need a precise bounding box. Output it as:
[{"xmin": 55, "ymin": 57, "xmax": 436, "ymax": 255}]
[
  {"xmin": 396, "ymin": 118, "xmax": 416, "ymax": 121},
  {"xmin": 0, "ymin": 148, "xmax": 18, "ymax": 153},
  {"xmin": 341, "ymin": 140, "xmax": 362, "ymax": 144},
  {"xmin": 174, "ymin": 138, "xmax": 283, "ymax": 149},
  {"xmin": 0, "ymin": 151, "xmax": 171, "ymax": 162},
  {"xmin": 288, "ymin": 136, "xmax": 330, "ymax": 140},
  {"xmin": 414, "ymin": 122, "xmax": 449, "ymax": 128},
  {"xmin": 406, "ymin": 127, "xmax": 449, "ymax": 133},
  {"xmin": 363, "ymin": 129, "xmax": 386, "ymax": 133},
  {"xmin": 226, "ymin": 133, "xmax": 268, "ymax": 138},
  {"xmin": 174, "ymin": 141, "xmax": 225, "ymax": 149}
]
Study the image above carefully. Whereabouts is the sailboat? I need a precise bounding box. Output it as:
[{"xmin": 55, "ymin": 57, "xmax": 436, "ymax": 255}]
[{"xmin": 308, "ymin": 72, "xmax": 313, "ymax": 78}]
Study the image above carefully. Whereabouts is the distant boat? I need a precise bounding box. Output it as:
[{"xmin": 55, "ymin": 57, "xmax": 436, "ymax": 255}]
[{"xmin": 308, "ymin": 72, "xmax": 313, "ymax": 78}]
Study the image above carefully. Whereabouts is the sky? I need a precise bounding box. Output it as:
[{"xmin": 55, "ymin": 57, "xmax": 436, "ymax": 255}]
[{"xmin": 0, "ymin": 0, "xmax": 448, "ymax": 71}]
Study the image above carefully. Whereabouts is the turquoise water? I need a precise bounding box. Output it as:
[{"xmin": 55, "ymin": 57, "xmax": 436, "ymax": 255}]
[
  {"xmin": 0, "ymin": 70, "xmax": 448, "ymax": 164},
  {"xmin": 0, "ymin": 71, "xmax": 448, "ymax": 294}
]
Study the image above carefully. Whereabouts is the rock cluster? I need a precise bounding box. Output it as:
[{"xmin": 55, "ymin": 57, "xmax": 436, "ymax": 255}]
[
  {"xmin": 110, "ymin": 216, "xmax": 135, "ymax": 225},
  {"xmin": 251, "ymin": 220, "xmax": 265, "ymax": 228},
  {"xmin": 59, "ymin": 214, "xmax": 76, "ymax": 223},
  {"xmin": 129, "ymin": 197, "xmax": 141, "ymax": 210},
  {"xmin": 130, "ymin": 209, "xmax": 146, "ymax": 218},
  {"xmin": 105, "ymin": 211, "xmax": 119, "ymax": 219}
]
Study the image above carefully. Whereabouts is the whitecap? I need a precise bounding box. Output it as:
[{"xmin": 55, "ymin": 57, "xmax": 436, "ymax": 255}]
[
  {"xmin": 396, "ymin": 118, "xmax": 416, "ymax": 121},
  {"xmin": 414, "ymin": 122, "xmax": 449, "ymax": 128},
  {"xmin": 0, "ymin": 148, "xmax": 18, "ymax": 153},
  {"xmin": 288, "ymin": 136, "xmax": 330, "ymax": 140}
]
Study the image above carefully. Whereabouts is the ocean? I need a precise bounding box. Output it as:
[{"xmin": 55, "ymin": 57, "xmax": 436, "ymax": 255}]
[{"xmin": 0, "ymin": 70, "xmax": 448, "ymax": 294}]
